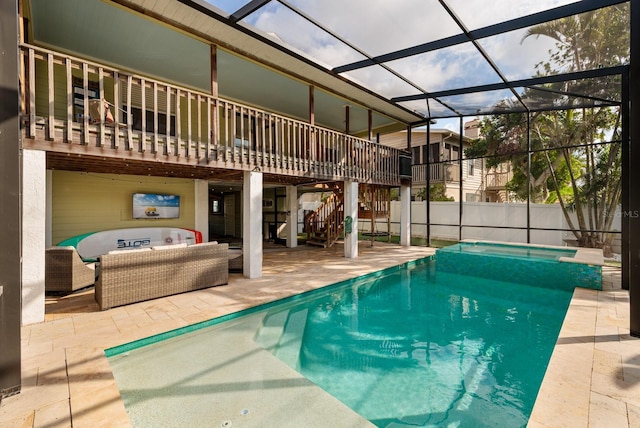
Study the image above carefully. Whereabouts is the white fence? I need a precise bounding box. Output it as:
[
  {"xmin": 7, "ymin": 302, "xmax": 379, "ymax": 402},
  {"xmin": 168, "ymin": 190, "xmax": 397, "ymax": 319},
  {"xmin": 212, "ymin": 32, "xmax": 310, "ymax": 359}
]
[{"xmin": 375, "ymin": 201, "xmax": 622, "ymax": 254}]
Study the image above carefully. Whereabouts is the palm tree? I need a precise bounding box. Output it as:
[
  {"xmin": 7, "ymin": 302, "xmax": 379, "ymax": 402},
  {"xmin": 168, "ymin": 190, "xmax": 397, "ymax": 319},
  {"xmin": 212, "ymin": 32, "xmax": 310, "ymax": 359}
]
[{"xmin": 471, "ymin": 5, "xmax": 628, "ymax": 255}]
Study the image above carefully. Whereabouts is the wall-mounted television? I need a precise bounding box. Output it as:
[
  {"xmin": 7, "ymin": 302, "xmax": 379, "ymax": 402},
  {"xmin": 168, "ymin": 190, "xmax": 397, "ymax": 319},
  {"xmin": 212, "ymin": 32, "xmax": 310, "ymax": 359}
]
[{"xmin": 133, "ymin": 193, "xmax": 180, "ymax": 219}]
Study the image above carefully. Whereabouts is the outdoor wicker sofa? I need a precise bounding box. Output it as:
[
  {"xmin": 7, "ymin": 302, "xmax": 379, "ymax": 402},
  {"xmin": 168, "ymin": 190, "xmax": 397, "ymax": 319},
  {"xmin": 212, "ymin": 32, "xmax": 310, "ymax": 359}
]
[
  {"xmin": 95, "ymin": 241, "xmax": 229, "ymax": 310},
  {"xmin": 45, "ymin": 246, "xmax": 96, "ymax": 293}
]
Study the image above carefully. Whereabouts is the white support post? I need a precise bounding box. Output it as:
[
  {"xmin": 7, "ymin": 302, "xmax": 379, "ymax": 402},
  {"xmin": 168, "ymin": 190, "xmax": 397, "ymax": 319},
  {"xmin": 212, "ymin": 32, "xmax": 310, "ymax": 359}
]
[
  {"xmin": 344, "ymin": 180, "xmax": 358, "ymax": 259},
  {"xmin": 46, "ymin": 170, "xmax": 53, "ymax": 247},
  {"xmin": 22, "ymin": 150, "xmax": 47, "ymax": 325},
  {"xmin": 286, "ymin": 185, "xmax": 298, "ymax": 248},
  {"xmin": 194, "ymin": 180, "xmax": 209, "ymax": 243},
  {"xmin": 243, "ymin": 170, "xmax": 263, "ymax": 278},
  {"xmin": 400, "ymin": 184, "xmax": 411, "ymax": 247}
]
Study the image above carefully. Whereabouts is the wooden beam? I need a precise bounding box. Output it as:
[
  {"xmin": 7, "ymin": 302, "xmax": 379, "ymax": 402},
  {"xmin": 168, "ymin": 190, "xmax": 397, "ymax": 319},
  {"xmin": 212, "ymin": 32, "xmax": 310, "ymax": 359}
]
[
  {"xmin": 345, "ymin": 105, "xmax": 350, "ymax": 134},
  {"xmin": 210, "ymin": 45, "xmax": 218, "ymax": 98},
  {"xmin": 308, "ymin": 85, "xmax": 315, "ymax": 125}
]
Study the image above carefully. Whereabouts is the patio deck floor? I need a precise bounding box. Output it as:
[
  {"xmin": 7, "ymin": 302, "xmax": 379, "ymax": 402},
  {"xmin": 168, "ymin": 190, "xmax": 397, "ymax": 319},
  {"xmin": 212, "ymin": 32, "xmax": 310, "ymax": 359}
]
[{"xmin": 0, "ymin": 242, "xmax": 637, "ymax": 427}]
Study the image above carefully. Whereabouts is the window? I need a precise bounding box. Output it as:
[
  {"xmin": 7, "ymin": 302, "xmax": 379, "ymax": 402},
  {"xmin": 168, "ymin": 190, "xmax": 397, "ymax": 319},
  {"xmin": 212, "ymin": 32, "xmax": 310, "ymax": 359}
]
[
  {"xmin": 468, "ymin": 159, "xmax": 475, "ymax": 176},
  {"xmin": 412, "ymin": 146, "xmax": 420, "ymax": 165},
  {"xmin": 210, "ymin": 194, "xmax": 223, "ymax": 214},
  {"xmin": 123, "ymin": 106, "xmax": 176, "ymax": 136},
  {"xmin": 72, "ymin": 77, "xmax": 98, "ymax": 122},
  {"xmin": 444, "ymin": 143, "xmax": 460, "ymax": 161},
  {"xmin": 429, "ymin": 143, "xmax": 439, "ymax": 162},
  {"xmin": 466, "ymin": 193, "xmax": 480, "ymax": 202}
]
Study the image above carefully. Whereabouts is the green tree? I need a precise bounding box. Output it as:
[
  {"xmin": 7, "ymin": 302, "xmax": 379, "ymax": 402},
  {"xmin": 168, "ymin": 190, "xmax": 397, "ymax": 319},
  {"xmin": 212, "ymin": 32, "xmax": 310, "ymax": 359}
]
[
  {"xmin": 417, "ymin": 183, "xmax": 454, "ymax": 201},
  {"xmin": 468, "ymin": 5, "xmax": 628, "ymax": 255}
]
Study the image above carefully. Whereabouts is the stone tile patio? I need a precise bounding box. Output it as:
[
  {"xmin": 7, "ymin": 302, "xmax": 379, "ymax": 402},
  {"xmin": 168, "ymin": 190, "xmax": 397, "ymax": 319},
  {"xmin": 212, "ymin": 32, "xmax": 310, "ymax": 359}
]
[{"xmin": 0, "ymin": 243, "xmax": 636, "ymax": 427}]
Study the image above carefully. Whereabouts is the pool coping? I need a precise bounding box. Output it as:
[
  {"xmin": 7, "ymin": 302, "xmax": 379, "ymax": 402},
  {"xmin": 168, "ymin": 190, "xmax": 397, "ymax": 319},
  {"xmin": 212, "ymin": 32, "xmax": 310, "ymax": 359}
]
[
  {"xmin": 460, "ymin": 239, "xmax": 605, "ymax": 266},
  {"xmin": 2, "ymin": 244, "xmax": 635, "ymax": 427},
  {"xmin": 528, "ymin": 269, "xmax": 640, "ymax": 427}
]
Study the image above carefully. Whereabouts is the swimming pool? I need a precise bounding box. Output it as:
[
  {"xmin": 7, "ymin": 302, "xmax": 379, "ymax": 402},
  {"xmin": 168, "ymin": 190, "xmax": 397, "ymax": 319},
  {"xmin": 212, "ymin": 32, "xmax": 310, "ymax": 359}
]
[
  {"xmin": 107, "ymin": 258, "xmax": 573, "ymax": 427},
  {"xmin": 436, "ymin": 241, "xmax": 602, "ymax": 290}
]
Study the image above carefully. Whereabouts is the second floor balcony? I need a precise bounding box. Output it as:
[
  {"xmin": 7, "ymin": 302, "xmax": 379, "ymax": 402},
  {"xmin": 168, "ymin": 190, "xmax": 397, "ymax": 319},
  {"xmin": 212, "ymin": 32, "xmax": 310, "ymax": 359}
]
[
  {"xmin": 20, "ymin": 44, "xmax": 406, "ymax": 186},
  {"xmin": 412, "ymin": 163, "xmax": 461, "ymax": 185},
  {"xmin": 485, "ymin": 170, "xmax": 513, "ymax": 189}
]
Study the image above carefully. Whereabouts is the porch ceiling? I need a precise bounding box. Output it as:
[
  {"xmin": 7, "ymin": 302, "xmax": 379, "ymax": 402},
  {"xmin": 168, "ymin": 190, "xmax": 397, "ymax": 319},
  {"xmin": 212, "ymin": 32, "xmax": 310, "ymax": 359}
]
[
  {"xmin": 45, "ymin": 152, "xmax": 321, "ymax": 188},
  {"xmin": 25, "ymin": 0, "xmax": 421, "ymax": 135},
  {"xmin": 25, "ymin": 0, "xmax": 629, "ymax": 128},
  {"xmin": 148, "ymin": 0, "xmax": 628, "ymax": 120}
]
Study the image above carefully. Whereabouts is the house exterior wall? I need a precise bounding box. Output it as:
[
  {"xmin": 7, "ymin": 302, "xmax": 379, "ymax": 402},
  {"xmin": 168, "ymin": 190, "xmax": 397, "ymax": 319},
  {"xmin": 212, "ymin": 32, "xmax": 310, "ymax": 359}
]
[
  {"xmin": 50, "ymin": 171, "xmax": 196, "ymax": 245},
  {"xmin": 379, "ymin": 129, "xmax": 482, "ymax": 201}
]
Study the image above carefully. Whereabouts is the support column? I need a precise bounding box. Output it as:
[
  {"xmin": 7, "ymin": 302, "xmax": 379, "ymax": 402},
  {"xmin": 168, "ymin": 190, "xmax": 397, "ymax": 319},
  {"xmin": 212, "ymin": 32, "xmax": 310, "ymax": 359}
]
[
  {"xmin": 46, "ymin": 170, "xmax": 53, "ymax": 247},
  {"xmin": 344, "ymin": 180, "xmax": 358, "ymax": 259},
  {"xmin": 0, "ymin": 0, "xmax": 22, "ymax": 398},
  {"xmin": 22, "ymin": 150, "xmax": 46, "ymax": 325},
  {"xmin": 194, "ymin": 180, "xmax": 209, "ymax": 243},
  {"xmin": 629, "ymin": 0, "xmax": 640, "ymax": 336},
  {"xmin": 286, "ymin": 185, "xmax": 298, "ymax": 248},
  {"xmin": 243, "ymin": 170, "xmax": 263, "ymax": 278},
  {"xmin": 400, "ymin": 184, "xmax": 411, "ymax": 247}
]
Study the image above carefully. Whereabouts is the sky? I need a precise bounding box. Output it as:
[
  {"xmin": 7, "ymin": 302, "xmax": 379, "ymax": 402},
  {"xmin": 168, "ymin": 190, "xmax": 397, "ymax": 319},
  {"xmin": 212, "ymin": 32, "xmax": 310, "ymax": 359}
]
[{"xmin": 202, "ymin": 0, "xmax": 605, "ymax": 118}]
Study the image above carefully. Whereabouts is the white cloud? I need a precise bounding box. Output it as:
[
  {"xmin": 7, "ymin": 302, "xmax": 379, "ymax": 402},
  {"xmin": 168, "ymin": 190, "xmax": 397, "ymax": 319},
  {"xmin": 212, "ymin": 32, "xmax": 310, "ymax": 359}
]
[
  {"xmin": 242, "ymin": 0, "xmax": 581, "ymax": 101},
  {"xmin": 445, "ymin": 0, "xmax": 580, "ymax": 30}
]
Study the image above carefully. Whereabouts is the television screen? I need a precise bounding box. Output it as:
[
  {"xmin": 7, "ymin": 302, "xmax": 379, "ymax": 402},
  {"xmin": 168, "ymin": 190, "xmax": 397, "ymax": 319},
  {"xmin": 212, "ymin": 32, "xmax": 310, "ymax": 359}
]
[{"xmin": 133, "ymin": 193, "xmax": 180, "ymax": 219}]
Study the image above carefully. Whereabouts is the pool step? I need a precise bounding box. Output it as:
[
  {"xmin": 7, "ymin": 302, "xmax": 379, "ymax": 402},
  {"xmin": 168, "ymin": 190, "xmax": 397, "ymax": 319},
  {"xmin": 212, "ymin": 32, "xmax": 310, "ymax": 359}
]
[
  {"xmin": 274, "ymin": 309, "xmax": 308, "ymax": 369},
  {"xmin": 254, "ymin": 309, "xmax": 309, "ymax": 369},
  {"xmin": 254, "ymin": 310, "xmax": 289, "ymax": 352}
]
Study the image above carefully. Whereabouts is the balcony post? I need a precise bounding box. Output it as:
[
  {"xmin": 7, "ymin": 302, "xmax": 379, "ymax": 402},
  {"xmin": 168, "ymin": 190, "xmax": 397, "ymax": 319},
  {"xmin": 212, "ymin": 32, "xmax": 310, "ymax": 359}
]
[
  {"xmin": 243, "ymin": 170, "xmax": 263, "ymax": 278},
  {"xmin": 0, "ymin": 0, "xmax": 22, "ymax": 398},
  {"xmin": 344, "ymin": 180, "xmax": 358, "ymax": 259},
  {"xmin": 210, "ymin": 45, "xmax": 218, "ymax": 98},
  {"xmin": 286, "ymin": 185, "xmax": 298, "ymax": 248},
  {"xmin": 629, "ymin": 0, "xmax": 640, "ymax": 336},
  {"xmin": 21, "ymin": 150, "xmax": 46, "ymax": 325},
  {"xmin": 195, "ymin": 180, "xmax": 209, "ymax": 243},
  {"xmin": 400, "ymin": 184, "xmax": 411, "ymax": 246}
]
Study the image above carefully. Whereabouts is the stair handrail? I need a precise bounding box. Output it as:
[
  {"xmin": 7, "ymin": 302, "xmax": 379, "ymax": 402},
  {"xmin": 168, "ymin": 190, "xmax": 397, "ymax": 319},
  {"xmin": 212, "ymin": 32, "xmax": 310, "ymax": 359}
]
[{"xmin": 305, "ymin": 185, "xmax": 345, "ymax": 247}]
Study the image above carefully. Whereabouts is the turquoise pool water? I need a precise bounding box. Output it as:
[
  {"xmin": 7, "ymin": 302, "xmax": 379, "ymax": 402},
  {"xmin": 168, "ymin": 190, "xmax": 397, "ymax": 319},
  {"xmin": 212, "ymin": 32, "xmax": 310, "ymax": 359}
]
[
  {"xmin": 437, "ymin": 242, "xmax": 601, "ymax": 290},
  {"xmin": 107, "ymin": 258, "xmax": 573, "ymax": 427}
]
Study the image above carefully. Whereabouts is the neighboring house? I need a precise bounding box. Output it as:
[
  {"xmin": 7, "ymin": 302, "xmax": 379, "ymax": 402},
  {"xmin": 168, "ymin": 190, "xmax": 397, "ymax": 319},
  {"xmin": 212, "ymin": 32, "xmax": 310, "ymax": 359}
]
[
  {"xmin": 484, "ymin": 163, "xmax": 514, "ymax": 203},
  {"xmin": 6, "ymin": 0, "xmax": 422, "ymax": 332},
  {"xmin": 380, "ymin": 118, "xmax": 515, "ymax": 203},
  {"xmin": 379, "ymin": 123, "xmax": 484, "ymax": 202}
]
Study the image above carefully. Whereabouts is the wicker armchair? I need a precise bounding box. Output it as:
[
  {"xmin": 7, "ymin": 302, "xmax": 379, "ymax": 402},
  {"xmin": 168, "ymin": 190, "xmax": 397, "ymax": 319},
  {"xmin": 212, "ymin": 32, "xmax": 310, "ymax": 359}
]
[
  {"xmin": 45, "ymin": 246, "xmax": 96, "ymax": 293},
  {"xmin": 228, "ymin": 248, "xmax": 243, "ymax": 272}
]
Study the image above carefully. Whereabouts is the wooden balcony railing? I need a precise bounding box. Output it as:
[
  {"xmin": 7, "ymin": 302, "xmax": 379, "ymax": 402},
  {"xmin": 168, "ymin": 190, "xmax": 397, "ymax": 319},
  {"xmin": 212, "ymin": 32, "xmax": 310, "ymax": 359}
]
[
  {"xmin": 19, "ymin": 44, "xmax": 403, "ymax": 185},
  {"xmin": 485, "ymin": 171, "xmax": 512, "ymax": 189},
  {"xmin": 412, "ymin": 163, "xmax": 461, "ymax": 184}
]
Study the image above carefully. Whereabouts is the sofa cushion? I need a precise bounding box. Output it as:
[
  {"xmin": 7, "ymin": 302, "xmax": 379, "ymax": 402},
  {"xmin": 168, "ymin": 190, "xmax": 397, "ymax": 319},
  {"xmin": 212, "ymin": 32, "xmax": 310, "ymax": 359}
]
[
  {"xmin": 108, "ymin": 248, "xmax": 152, "ymax": 255},
  {"xmin": 151, "ymin": 243, "xmax": 188, "ymax": 250}
]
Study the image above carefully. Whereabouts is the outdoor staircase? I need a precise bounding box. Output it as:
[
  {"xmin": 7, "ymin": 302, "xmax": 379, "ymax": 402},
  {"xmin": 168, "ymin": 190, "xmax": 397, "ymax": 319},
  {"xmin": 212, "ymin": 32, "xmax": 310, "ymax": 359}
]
[{"xmin": 305, "ymin": 183, "xmax": 345, "ymax": 248}]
